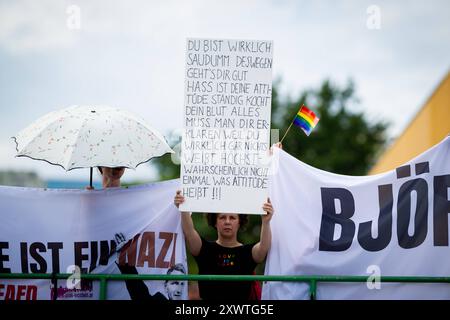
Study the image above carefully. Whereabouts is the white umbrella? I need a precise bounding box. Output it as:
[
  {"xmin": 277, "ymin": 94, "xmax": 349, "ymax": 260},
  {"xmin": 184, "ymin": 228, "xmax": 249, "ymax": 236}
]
[{"xmin": 12, "ymin": 105, "xmax": 174, "ymax": 187}]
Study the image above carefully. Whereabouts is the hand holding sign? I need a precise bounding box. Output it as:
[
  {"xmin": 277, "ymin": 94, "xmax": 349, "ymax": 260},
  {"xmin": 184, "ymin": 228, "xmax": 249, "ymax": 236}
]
[{"xmin": 262, "ymin": 198, "xmax": 274, "ymax": 224}]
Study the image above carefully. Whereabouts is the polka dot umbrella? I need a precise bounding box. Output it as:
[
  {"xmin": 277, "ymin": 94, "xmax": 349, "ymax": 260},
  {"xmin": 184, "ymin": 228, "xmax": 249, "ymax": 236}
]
[{"xmin": 12, "ymin": 105, "xmax": 174, "ymax": 187}]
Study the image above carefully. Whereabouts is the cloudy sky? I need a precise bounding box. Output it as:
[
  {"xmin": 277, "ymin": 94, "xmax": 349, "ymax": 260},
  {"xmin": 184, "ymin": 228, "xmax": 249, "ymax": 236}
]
[{"xmin": 0, "ymin": 0, "xmax": 449, "ymax": 183}]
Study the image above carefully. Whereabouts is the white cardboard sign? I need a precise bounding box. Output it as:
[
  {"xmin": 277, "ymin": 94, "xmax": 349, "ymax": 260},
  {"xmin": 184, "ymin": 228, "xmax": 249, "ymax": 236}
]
[{"xmin": 180, "ymin": 38, "xmax": 273, "ymax": 214}]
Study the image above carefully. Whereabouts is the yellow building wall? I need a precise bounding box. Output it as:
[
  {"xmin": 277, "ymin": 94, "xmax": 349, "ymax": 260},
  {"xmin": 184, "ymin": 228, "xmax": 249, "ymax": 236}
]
[{"xmin": 370, "ymin": 72, "xmax": 450, "ymax": 174}]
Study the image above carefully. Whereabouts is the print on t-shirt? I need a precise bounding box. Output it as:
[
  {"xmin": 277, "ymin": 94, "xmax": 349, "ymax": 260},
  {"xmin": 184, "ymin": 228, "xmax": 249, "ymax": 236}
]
[{"xmin": 217, "ymin": 253, "xmax": 236, "ymax": 267}]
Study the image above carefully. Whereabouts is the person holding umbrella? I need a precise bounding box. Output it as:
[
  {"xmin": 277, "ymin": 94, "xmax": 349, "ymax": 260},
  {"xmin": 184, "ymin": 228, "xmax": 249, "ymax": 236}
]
[
  {"xmin": 13, "ymin": 105, "xmax": 174, "ymax": 189},
  {"xmin": 98, "ymin": 167, "xmax": 125, "ymax": 188},
  {"xmin": 85, "ymin": 166, "xmax": 125, "ymax": 189}
]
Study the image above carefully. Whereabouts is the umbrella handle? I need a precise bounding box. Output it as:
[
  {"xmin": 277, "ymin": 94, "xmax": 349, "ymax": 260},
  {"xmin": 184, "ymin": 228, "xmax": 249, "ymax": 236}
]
[{"xmin": 90, "ymin": 167, "xmax": 93, "ymax": 188}]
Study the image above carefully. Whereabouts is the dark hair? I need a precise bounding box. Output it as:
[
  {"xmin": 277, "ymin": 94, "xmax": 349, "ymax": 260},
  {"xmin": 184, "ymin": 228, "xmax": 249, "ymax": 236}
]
[
  {"xmin": 165, "ymin": 263, "xmax": 186, "ymax": 285},
  {"xmin": 98, "ymin": 167, "xmax": 125, "ymax": 175},
  {"xmin": 167, "ymin": 263, "xmax": 186, "ymax": 275},
  {"xmin": 206, "ymin": 213, "xmax": 248, "ymax": 231}
]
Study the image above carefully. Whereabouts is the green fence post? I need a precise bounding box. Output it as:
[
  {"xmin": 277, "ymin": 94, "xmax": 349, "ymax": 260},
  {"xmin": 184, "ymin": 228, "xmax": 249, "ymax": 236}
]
[
  {"xmin": 309, "ymin": 279, "xmax": 317, "ymax": 300},
  {"xmin": 99, "ymin": 276, "xmax": 107, "ymax": 300}
]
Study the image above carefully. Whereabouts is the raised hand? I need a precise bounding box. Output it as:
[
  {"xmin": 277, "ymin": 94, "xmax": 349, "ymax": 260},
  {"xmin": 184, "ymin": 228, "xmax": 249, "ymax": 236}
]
[
  {"xmin": 115, "ymin": 233, "xmax": 127, "ymax": 252},
  {"xmin": 174, "ymin": 190, "xmax": 185, "ymax": 208},
  {"xmin": 269, "ymin": 142, "xmax": 283, "ymax": 155},
  {"xmin": 262, "ymin": 198, "xmax": 274, "ymax": 224},
  {"xmin": 114, "ymin": 233, "xmax": 128, "ymax": 265}
]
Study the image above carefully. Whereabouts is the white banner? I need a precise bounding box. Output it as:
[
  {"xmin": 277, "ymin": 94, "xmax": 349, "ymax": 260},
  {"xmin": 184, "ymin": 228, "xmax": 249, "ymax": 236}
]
[
  {"xmin": 180, "ymin": 38, "xmax": 273, "ymax": 214},
  {"xmin": 263, "ymin": 136, "xmax": 450, "ymax": 299},
  {"xmin": 0, "ymin": 179, "xmax": 188, "ymax": 300}
]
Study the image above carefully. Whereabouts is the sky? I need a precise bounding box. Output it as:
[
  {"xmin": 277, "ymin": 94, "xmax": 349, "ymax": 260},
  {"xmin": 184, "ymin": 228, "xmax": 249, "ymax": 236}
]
[{"xmin": 0, "ymin": 0, "xmax": 449, "ymax": 183}]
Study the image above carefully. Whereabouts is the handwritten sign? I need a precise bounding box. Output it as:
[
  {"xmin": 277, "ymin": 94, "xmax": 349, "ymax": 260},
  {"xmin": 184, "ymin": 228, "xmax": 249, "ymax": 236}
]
[{"xmin": 180, "ymin": 38, "xmax": 273, "ymax": 214}]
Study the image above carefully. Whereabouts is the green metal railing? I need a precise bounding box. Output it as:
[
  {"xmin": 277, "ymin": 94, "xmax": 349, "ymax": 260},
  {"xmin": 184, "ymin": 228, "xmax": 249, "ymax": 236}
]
[{"xmin": 2, "ymin": 273, "xmax": 450, "ymax": 300}]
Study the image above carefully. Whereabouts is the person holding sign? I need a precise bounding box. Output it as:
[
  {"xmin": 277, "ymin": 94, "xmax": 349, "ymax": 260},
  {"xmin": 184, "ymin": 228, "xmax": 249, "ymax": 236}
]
[{"xmin": 174, "ymin": 191, "xmax": 274, "ymax": 300}]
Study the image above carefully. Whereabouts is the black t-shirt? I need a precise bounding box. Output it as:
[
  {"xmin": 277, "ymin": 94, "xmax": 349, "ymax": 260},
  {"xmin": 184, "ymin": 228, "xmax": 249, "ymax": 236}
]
[{"xmin": 194, "ymin": 237, "xmax": 257, "ymax": 300}]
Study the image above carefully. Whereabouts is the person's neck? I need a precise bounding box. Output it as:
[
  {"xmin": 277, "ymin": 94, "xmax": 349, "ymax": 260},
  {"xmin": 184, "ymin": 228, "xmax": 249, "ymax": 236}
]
[
  {"xmin": 103, "ymin": 178, "xmax": 120, "ymax": 188},
  {"xmin": 216, "ymin": 237, "xmax": 241, "ymax": 248}
]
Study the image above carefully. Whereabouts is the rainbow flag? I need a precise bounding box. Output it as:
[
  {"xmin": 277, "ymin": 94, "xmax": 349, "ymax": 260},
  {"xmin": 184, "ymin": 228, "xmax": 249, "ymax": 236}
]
[{"xmin": 293, "ymin": 105, "xmax": 320, "ymax": 136}]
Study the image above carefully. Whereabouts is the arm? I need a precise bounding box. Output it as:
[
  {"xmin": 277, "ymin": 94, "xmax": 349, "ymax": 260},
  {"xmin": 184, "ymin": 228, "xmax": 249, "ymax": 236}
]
[
  {"xmin": 117, "ymin": 264, "xmax": 153, "ymax": 300},
  {"xmin": 174, "ymin": 191, "xmax": 202, "ymax": 256},
  {"xmin": 252, "ymin": 198, "xmax": 274, "ymax": 263},
  {"xmin": 114, "ymin": 233, "xmax": 156, "ymax": 300}
]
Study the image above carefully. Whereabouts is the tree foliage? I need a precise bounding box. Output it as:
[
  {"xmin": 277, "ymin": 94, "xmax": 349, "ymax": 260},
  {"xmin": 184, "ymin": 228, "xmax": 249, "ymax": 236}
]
[{"xmin": 272, "ymin": 79, "xmax": 388, "ymax": 175}]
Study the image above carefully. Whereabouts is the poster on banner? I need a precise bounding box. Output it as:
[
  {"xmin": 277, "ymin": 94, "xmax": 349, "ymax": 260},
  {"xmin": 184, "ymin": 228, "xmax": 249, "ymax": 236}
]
[
  {"xmin": 0, "ymin": 179, "xmax": 188, "ymax": 300},
  {"xmin": 262, "ymin": 136, "xmax": 450, "ymax": 300},
  {"xmin": 180, "ymin": 38, "xmax": 274, "ymax": 214}
]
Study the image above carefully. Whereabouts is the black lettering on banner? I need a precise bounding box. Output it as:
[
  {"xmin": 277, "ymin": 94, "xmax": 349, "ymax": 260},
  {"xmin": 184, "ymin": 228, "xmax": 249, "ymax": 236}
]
[
  {"xmin": 74, "ymin": 241, "xmax": 89, "ymax": 273},
  {"xmin": 396, "ymin": 165, "xmax": 411, "ymax": 179},
  {"xmin": 0, "ymin": 242, "xmax": 11, "ymax": 273},
  {"xmin": 358, "ymin": 184, "xmax": 393, "ymax": 251},
  {"xmin": 99, "ymin": 240, "xmax": 116, "ymax": 265},
  {"xmin": 89, "ymin": 241, "xmax": 98, "ymax": 272},
  {"xmin": 47, "ymin": 242, "xmax": 63, "ymax": 273},
  {"xmin": 19, "ymin": 242, "xmax": 63, "ymax": 274},
  {"xmin": 315, "ymin": 162, "xmax": 448, "ymax": 252},
  {"xmin": 20, "ymin": 242, "xmax": 28, "ymax": 273},
  {"xmin": 434, "ymin": 175, "xmax": 450, "ymax": 246},
  {"xmin": 397, "ymin": 178, "xmax": 428, "ymax": 249},
  {"xmin": 415, "ymin": 162, "xmax": 430, "ymax": 175},
  {"xmin": 319, "ymin": 188, "xmax": 355, "ymax": 251},
  {"xmin": 29, "ymin": 242, "xmax": 47, "ymax": 273},
  {"xmin": 89, "ymin": 240, "xmax": 114, "ymax": 271}
]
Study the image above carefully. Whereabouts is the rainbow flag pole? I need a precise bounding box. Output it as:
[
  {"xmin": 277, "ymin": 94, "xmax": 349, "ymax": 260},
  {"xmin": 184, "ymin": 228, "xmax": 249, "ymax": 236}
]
[
  {"xmin": 279, "ymin": 117, "xmax": 295, "ymax": 143},
  {"xmin": 280, "ymin": 104, "xmax": 319, "ymax": 143}
]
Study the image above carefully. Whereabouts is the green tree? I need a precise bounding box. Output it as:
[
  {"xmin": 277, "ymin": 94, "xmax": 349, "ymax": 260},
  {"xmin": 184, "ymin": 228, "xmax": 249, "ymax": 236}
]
[{"xmin": 273, "ymin": 79, "xmax": 388, "ymax": 175}]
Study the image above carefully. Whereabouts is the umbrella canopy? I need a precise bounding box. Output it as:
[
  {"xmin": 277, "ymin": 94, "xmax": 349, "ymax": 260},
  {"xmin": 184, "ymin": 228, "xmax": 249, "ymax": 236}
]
[{"xmin": 12, "ymin": 105, "xmax": 174, "ymax": 172}]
